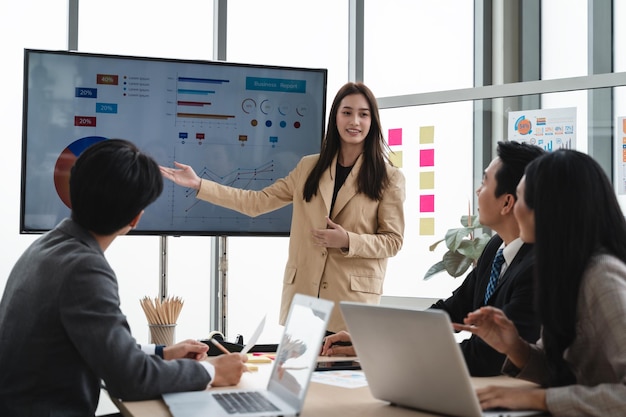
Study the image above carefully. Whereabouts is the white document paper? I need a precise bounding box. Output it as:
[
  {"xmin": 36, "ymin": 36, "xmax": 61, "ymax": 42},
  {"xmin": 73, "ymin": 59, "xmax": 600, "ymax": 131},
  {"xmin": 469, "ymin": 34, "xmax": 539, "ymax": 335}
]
[
  {"xmin": 311, "ymin": 370, "xmax": 368, "ymax": 388},
  {"xmin": 241, "ymin": 314, "xmax": 266, "ymax": 354}
]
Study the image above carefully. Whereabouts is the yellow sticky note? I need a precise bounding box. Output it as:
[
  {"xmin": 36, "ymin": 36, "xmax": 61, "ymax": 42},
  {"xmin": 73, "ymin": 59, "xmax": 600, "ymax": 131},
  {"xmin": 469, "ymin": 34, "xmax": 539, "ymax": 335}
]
[
  {"xmin": 420, "ymin": 126, "xmax": 435, "ymax": 144},
  {"xmin": 420, "ymin": 171, "xmax": 435, "ymax": 189},
  {"xmin": 389, "ymin": 150, "xmax": 403, "ymax": 168},
  {"xmin": 246, "ymin": 365, "xmax": 259, "ymax": 372},
  {"xmin": 247, "ymin": 354, "xmax": 272, "ymax": 363},
  {"xmin": 420, "ymin": 218, "xmax": 435, "ymax": 235}
]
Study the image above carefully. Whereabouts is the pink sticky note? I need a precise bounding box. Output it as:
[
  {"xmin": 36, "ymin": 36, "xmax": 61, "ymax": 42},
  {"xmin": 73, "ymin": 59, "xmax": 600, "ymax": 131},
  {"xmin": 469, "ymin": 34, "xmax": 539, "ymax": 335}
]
[
  {"xmin": 420, "ymin": 194, "xmax": 435, "ymax": 212},
  {"xmin": 420, "ymin": 149, "xmax": 434, "ymax": 167},
  {"xmin": 388, "ymin": 128, "xmax": 402, "ymax": 146}
]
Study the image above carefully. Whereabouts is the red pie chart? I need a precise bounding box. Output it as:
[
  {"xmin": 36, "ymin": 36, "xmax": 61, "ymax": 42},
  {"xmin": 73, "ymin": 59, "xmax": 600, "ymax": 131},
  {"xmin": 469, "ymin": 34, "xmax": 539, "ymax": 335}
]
[{"xmin": 54, "ymin": 136, "xmax": 107, "ymax": 208}]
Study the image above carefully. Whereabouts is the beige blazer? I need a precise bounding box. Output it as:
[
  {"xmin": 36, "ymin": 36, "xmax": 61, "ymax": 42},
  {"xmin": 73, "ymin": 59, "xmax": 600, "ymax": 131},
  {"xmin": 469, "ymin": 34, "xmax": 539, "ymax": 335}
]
[{"xmin": 197, "ymin": 153, "xmax": 406, "ymax": 332}]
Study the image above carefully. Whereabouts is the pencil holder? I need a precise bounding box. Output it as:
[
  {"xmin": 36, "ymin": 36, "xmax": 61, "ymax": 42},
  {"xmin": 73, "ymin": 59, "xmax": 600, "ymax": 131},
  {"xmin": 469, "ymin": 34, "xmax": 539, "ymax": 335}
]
[
  {"xmin": 140, "ymin": 295, "xmax": 184, "ymax": 347},
  {"xmin": 149, "ymin": 323, "xmax": 176, "ymax": 346}
]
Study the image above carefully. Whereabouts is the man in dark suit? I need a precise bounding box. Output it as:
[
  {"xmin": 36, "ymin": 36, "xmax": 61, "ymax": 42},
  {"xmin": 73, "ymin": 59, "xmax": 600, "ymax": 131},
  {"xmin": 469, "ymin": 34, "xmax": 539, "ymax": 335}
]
[
  {"xmin": 0, "ymin": 139, "xmax": 248, "ymax": 416},
  {"xmin": 322, "ymin": 140, "xmax": 543, "ymax": 377},
  {"xmin": 430, "ymin": 140, "xmax": 544, "ymax": 376}
]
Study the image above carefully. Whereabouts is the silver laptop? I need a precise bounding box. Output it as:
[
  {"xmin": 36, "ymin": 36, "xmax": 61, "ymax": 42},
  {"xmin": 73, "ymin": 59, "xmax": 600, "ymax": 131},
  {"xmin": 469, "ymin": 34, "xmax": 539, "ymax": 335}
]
[
  {"xmin": 163, "ymin": 294, "xmax": 333, "ymax": 417},
  {"xmin": 340, "ymin": 302, "xmax": 544, "ymax": 417}
]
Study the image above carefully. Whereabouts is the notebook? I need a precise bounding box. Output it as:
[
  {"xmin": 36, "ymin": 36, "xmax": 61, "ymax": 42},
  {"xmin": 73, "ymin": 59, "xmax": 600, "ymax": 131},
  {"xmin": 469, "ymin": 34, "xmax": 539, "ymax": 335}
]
[
  {"xmin": 339, "ymin": 302, "xmax": 545, "ymax": 417},
  {"xmin": 163, "ymin": 294, "xmax": 333, "ymax": 417}
]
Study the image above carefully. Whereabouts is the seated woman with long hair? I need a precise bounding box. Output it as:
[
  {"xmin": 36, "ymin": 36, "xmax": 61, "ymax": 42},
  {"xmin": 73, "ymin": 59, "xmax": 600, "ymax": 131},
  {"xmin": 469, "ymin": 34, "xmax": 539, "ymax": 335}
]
[{"xmin": 455, "ymin": 149, "xmax": 626, "ymax": 416}]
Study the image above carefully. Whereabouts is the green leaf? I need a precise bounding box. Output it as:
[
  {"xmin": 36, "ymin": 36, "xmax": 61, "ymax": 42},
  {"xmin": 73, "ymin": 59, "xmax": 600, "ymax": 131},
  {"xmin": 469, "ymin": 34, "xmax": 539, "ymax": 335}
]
[
  {"xmin": 460, "ymin": 214, "xmax": 480, "ymax": 228},
  {"xmin": 444, "ymin": 227, "xmax": 473, "ymax": 252},
  {"xmin": 442, "ymin": 250, "xmax": 474, "ymax": 277},
  {"xmin": 425, "ymin": 214, "xmax": 491, "ymax": 280},
  {"xmin": 423, "ymin": 260, "xmax": 446, "ymax": 280},
  {"xmin": 456, "ymin": 233, "xmax": 491, "ymax": 260},
  {"xmin": 428, "ymin": 238, "xmax": 445, "ymax": 252}
]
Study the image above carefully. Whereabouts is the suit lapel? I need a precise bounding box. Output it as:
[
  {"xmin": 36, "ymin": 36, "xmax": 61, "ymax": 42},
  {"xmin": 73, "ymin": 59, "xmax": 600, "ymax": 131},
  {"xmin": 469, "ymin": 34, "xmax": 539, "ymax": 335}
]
[
  {"xmin": 318, "ymin": 154, "xmax": 337, "ymax": 216},
  {"xmin": 494, "ymin": 243, "xmax": 530, "ymax": 290},
  {"xmin": 331, "ymin": 155, "xmax": 363, "ymax": 218}
]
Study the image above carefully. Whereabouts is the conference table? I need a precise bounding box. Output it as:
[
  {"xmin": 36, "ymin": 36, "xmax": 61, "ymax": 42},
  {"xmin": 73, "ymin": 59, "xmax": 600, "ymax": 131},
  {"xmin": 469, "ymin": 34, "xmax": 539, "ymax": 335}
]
[{"xmin": 112, "ymin": 356, "xmax": 539, "ymax": 417}]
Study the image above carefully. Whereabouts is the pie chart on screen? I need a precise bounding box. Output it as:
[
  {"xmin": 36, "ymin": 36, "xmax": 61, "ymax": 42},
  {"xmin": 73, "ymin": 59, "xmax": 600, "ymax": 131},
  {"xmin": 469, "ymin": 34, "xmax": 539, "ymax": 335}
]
[{"xmin": 54, "ymin": 136, "xmax": 107, "ymax": 208}]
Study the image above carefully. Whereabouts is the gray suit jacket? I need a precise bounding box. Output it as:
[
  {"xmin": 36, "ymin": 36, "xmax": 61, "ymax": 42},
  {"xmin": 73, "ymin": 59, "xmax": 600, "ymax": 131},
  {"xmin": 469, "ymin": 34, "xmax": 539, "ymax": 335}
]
[
  {"xmin": 503, "ymin": 253, "xmax": 626, "ymax": 416},
  {"xmin": 0, "ymin": 218, "xmax": 211, "ymax": 417}
]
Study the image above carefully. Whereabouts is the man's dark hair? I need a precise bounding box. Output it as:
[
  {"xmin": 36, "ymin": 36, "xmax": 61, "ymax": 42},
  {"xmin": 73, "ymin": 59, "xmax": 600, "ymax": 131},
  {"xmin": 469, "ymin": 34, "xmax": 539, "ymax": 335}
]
[
  {"xmin": 69, "ymin": 139, "xmax": 163, "ymax": 235},
  {"xmin": 494, "ymin": 140, "xmax": 545, "ymax": 199}
]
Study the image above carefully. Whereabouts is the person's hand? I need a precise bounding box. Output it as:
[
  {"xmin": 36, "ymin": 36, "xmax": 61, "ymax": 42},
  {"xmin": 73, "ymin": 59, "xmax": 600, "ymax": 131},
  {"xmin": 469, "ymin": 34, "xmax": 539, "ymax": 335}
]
[
  {"xmin": 321, "ymin": 331, "xmax": 356, "ymax": 356},
  {"xmin": 452, "ymin": 307, "xmax": 520, "ymax": 354},
  {"xmin": 210, "ymin": 353, "xmax": 249, "ymax": 387},
  {"xmin": 160, "ymin": 161, "xmax": 202, "ymax": 190},
  {"xmin": 311, "ymin": 217, "xmax": 349, "ymax": 249},
  {"xmin": 452, "ymin": 306, "xmax": 529, "ymax": 368},
  {"xmin": 477, "ymin": 386, "xmax": 547, "ymax": 412},
  {"xmin": 163, "ymin": 339, "xmax": 209, "ymax": 361}
]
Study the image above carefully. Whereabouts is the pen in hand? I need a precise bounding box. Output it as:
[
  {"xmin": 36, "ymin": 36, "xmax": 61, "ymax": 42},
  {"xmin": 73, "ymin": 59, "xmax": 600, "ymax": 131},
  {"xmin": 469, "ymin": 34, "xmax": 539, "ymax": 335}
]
[
  {"xmin": 330, "ymin": 341, "xmax": 352, "ymax": 346},
  {"xmin": 210, "ymin": 338, "xmax": 253, "ymax": 373}
]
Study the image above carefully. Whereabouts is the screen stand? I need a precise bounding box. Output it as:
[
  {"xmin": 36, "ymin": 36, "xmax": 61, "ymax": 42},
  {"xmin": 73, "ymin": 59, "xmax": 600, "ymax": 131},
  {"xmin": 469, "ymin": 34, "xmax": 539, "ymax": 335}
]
[
  {"xmin": 158, "ymin": 236, "xmax": 229, "ymax": 338},
  {"xmin": 210, "ymin": 236, "xmax": 228, "ymax": 336},
  {"xmin": 159, "ymin": 236, "xmax": 168, "ymax": 300}
]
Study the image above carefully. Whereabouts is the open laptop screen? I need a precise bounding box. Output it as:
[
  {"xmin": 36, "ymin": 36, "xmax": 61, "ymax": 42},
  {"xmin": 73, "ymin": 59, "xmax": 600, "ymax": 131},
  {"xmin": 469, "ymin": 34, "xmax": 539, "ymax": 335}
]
[{"xmin": 267, "ymin": 299, "xmax": 330, "ymax": 404}]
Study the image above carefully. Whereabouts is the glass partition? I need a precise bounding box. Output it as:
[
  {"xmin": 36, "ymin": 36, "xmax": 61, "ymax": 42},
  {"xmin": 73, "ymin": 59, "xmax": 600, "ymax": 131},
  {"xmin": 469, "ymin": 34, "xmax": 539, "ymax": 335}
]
[
  {"xmin": 226, "ymin": 0, "xmax": 349, "ymax": 109},
  {"xmin": 364, "ymin": 0, "xmax": 474, "ymax": 96},
  {"xmin": 5, "ymin": 0, "xmax": 626, "ymax": 351},
  {"xmin": 223, "ymin": 82, "xmax": 626, "ymax": 342},
  {"xmin": 376, "ymin": 84, "xmax": 626, "ymax": 303},
  {"xmin": 78, "ymin": 0, "xmax": 214, "ymax": 60},
  {"xmin": 541, "ymin": 0, "xmax": 587, "ymax": 80}
]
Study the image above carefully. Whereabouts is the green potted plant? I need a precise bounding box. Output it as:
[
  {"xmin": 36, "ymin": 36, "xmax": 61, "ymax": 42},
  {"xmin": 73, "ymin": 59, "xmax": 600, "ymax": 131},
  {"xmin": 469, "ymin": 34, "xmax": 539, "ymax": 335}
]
[{"xmin": 424, "ymin": 214, "xmax": 491, "ymax": 280}]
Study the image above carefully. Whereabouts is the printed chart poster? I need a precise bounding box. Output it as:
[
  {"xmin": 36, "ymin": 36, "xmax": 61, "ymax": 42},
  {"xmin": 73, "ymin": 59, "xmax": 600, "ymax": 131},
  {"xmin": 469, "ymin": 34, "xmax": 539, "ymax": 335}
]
[
  {"xmin": 508, "ymin": 107, "xmax": 576, "ymax": 151},
  {"xmin": 617, "ymin": 116, "xmax": 626, "ymax": 195}
]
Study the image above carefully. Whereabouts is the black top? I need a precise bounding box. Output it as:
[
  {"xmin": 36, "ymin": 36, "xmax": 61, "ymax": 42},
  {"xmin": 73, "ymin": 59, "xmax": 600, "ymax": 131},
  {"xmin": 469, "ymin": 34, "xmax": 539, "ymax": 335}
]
[{"xmin": 330, "ymin": 161, "xmax": 353, "ymax": 216}]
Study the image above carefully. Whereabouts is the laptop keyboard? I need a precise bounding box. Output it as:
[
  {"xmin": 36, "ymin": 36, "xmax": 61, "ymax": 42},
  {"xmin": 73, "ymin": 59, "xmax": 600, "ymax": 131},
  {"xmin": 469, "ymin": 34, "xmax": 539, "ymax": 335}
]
[{"xmin": 213, "ymin": 391, "xmax": 281, "ymax": 414}]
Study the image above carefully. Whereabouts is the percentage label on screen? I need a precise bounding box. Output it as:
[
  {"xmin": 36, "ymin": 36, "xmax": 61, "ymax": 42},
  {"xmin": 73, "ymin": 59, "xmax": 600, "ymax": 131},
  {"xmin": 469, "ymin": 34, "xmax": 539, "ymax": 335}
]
[
  {"xmin": 97, "ymin": 74, "xmax": 119, "ymax": 85},
  {"xmin": 96, "ymin": 103, "xmax": 118, "ymax": 114},
  {"xmin": 74, "ymin": 116, "xmax": 97, "ymax": 127},
  {"xmin": 75, "ymin": 88, "xmax": 97, "ymax": 98}
]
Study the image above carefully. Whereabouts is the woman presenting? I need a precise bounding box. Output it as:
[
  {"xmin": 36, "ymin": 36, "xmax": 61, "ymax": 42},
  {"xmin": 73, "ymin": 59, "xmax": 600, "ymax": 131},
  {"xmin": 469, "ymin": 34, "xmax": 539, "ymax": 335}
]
[{"xmin": 160, "ymin": 82, "xmax": 405, "ymax": 333}]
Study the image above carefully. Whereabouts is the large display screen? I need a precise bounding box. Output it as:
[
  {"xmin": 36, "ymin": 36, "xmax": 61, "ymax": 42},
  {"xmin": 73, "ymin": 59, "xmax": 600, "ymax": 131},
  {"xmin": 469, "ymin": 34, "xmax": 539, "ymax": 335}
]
[{"xmin": 21, "ymin": 49, "xmax": 327, "ymax": 236}]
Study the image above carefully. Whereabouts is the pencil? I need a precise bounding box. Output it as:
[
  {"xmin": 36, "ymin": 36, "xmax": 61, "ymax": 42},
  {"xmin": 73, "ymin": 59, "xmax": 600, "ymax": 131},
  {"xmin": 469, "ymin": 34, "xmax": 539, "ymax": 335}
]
[{"xmin": 210, "ymin": 338, "xmax": 231, "ymax": 355}]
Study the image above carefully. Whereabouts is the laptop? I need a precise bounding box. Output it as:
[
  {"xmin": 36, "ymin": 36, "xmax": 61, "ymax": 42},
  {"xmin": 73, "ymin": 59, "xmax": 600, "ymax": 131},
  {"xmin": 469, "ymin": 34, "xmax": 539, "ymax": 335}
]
[
  {"xmin": 339, "ymin": 302, "xmax": 544, "ymax": 417},
  {"xmin": 163, "ymin": 293, "xmax": 333, "ymax": 417}
]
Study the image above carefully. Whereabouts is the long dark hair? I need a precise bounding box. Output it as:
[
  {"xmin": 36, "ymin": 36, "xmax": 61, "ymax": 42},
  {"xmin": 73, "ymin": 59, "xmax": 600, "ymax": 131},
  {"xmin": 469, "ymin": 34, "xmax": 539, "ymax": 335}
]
[
  {"xmin": 303, "ymin": 82, "xmax": 391, "ymax": 201},
  {"xmin": 523, "ymin": 149, "xmax": 626, "ymax": 386}
]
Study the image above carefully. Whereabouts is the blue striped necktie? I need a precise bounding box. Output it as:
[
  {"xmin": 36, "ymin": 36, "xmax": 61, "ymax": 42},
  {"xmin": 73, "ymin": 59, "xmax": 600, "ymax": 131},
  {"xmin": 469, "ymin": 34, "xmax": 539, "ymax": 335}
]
[{"xmin": 484, "ymin": 248, "xmax": 505, "ymax": 304}]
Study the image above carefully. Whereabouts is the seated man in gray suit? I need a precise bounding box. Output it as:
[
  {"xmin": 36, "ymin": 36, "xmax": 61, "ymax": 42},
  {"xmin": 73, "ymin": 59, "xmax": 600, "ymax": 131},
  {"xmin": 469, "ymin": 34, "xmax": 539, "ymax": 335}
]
[
  {"xmin": 322, "ymin": 141, "xmax": 544, "ymax": 376},
  {"xmin": 0, "ymin": 139, "xmax": 248, "ymax": 416}
]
